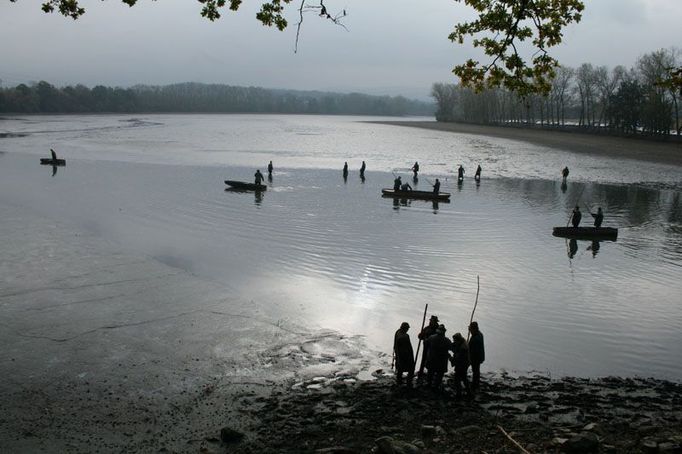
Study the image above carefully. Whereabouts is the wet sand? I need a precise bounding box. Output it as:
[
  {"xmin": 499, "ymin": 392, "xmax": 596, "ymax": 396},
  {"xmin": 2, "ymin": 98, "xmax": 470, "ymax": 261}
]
[{"xmin": 374, "ymin": 121, "xmax": 682, "ymax": 167}]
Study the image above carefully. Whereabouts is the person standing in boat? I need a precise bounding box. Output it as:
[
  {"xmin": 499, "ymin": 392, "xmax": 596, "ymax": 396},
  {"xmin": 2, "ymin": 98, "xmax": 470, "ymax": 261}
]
[
  {"xmin": 267, "ymin": 161, "xmax": 273, "ymax": 176},
  {"xmin": 343, "ymin": 162, "xmax": 349, "ymax": 177},
  {"xmin": 457, "ymin": 165, "xmax": 465, "ymax": 182},
  {"xmin": 360, "ymin": 161, "xmax": 366, "ymax": 177},
  {"xmin": 562, "ymin": 166, "xmax": 570, "ymax": 182},
  {"xmin": 254, "ymin": 169, "xmax": 265, "ymax": 185},
  {"xmin": 590, "ymin": 207, "xmax": 604, "ymax": 228},
  {"xmin": 400, "ymin": 182, "xmax": 412, "ymax": 192},
  {"xmin": 393, "ymin": 176, "xmax": 402, "ymax": 191},
  {"xmin": 50, "ymin": 148, "xmax": 58, "ymax": 161},
  {"xmin": 475, "ymin": 165, "xmax": 482, "ymax": 181},
  {"xmin": 571, "ymin": 205, "xmax": 582, "ymax": 227},
  {"xmin": 432, "ymin": 178, "xmax": 441, "ymax": 194},
  {"xmin": 393, "ymin": 322, "xmax": 415, "ymax": 387},
  {"xmin": 412, "ymin": 161, "xmax": 419, "ymax": 177},
  {"xmin": 468, "ymin": 321, "xmax": 485, "ymax": 394}
]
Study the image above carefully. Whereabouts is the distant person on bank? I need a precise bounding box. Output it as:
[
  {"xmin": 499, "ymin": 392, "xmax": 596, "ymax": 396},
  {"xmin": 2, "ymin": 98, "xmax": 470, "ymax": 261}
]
[
  {"xmin": 468, "ymin": 321, "xmax": 485, "ymax": 393},
  {"xmin": 450, "ymin": 332, "xmax": 471, "ymax": 399},
  {"xmin": 426, "ymin": 324, "xmax": 452, "ymax": 390},
  {"xmin": 417, "ymin": 315, "xmax": 439, "ymax": 378},
  {"xmin": 393, "ymin": 322, "xmax": 415, "ymax": 387}
]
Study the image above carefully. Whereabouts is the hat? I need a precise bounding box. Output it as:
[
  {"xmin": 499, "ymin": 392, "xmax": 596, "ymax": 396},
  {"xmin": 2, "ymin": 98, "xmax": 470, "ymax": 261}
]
[
  {"xmin": 469, "ymin": 321, "xmax": 479, "ymax": 330},
  {"xmin": 400, "ymin": 322, "xmax": 410, "ymax": 330},
  {"xmin": 429, "ymin": 315, "xmax": 439, "ymax": 322}
]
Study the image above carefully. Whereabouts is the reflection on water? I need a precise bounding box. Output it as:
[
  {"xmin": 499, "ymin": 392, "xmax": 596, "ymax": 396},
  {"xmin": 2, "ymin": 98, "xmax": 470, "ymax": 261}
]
[{"xmin": 1, "ymin": 153, "xmax": 681, "ymax": 379}]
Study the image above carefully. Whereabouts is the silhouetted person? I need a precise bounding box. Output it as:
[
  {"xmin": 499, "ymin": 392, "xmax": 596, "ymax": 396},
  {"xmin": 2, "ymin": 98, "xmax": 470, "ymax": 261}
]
[
  {"xmin": 562, "ymin": 166, "xmax": 570, "ymax": 182},
  {"xmin": 433, "ymin": 178, "xmax": 441, "ymax": 194},
  {"xmin": 458, "ymin": 165, "xmax": 465, "ymax": 182},
  {"xmin": 50, "ymin": 148, "xmax": 57, "ymax": 161},
  {"xmin": 393, "ymin": 322, "xmax": 414, "ymax": 387},
  {"xmin": 417, "ymin": 315, "xmax": 439, "ymax": 378},
  {"xmin": 590, "ymin": 207, "xmax": 604, "ymax": 228},
  {"xmin": 267, "ymin": 161, "xmax": 273, "ymax": 175},
  {"xmin": 450, "ymin": 333, "xmax": 471, "ymax": 399},
  {"xmin": 425, "ymin": 324, "xmax": 452, "ymax": 389},
  {"xmin": 468, "ymin": 321, "xmax": 485, "ymax": 393},
  {"xmin": 571, "ymin": 206, "xmax": 582, "ymax": 227},
  {"xmin": 569, "ymin": 238, "xmax": 578, "ymax": 258},
  {"xmin": 360, "ymin": 161, "xmax": 366, "ymax": 176},
  {"xmin": 412, "ymin": 161, "xmax": 420, "ymax": 176},
  {"xmin": 475, "ymin": 165, "xmax": 481, "ymax": 181},
  {"xmin": 400, "ymin": 182, "xmax": 412, "ymax": 191},
  {"xmin": 343, "ymin": 162, "xmax": 349, "ymax": 177},
  {"xmin": 254, "ymin": 170, "xmax": 265, "ymax": 185},
  {"xmin": 393, "ymin": 176, "xmax": 402, "ymax": 191}
]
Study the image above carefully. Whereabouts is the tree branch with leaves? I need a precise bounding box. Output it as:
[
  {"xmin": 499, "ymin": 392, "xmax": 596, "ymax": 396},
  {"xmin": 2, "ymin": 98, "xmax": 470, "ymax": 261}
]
[{"xmin": 450, "ymin": 0, "xmax": 584, "ymax": 97}]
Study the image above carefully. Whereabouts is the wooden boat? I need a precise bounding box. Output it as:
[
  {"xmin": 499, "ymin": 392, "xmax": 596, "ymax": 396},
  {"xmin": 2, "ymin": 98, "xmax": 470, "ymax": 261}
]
[
  {"xmin": 224, "ymin": 180, "xmax": 267, "ymax": 191},
  {"xmin": 40, "ymin": 158, "xmax": 66, "ymax": 166},
  {"xmin": 552, "ymin": 226, "xmax": 618, "ymax": 241},
  {"xmin": 381, "ymin": 189, "xmax": 451, "ymax": 201}
]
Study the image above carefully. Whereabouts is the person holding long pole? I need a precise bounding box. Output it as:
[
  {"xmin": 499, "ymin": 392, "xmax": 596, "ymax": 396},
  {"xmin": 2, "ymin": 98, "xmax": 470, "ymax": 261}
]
[{"xmin": 417, "ymin": 314, "xmax": 440, "ymax": 380}]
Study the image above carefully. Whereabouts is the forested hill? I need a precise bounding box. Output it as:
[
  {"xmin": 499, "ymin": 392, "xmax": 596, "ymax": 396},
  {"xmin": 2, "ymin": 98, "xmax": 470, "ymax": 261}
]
[{"xmin": 0, "ymin": 81, "xmax": 435, "ymax": 116}]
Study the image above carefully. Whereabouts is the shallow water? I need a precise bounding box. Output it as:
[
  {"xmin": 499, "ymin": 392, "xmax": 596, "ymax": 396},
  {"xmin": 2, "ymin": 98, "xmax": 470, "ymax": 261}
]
[{"xmin": 1, "ymin": 114, "xmax": 681, "ymax": 379}]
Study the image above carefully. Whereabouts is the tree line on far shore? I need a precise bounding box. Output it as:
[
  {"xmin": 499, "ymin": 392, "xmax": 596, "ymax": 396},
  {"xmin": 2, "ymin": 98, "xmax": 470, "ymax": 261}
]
[
  {"xmin": 0, "ymin": 82, "xmax": 435, "ymax": 117},
  {"xmin": 432, "ymin": 48, "xmax": 681, "ymax": 137}
]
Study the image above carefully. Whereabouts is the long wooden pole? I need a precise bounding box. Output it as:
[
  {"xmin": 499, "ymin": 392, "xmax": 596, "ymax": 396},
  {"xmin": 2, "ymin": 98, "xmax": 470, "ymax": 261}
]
[
  {"xmin": 413, "ymin": 303, "xmax": 428, "ymax": 367},
  {"xmin": 467, "ymin": 275, "xmax": 480, "ymax": 343}
]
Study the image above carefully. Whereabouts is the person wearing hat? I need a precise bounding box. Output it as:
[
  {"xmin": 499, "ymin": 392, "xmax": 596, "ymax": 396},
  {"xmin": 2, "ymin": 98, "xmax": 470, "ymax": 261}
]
[
  {"xmin": 417, "ymin": 315, "xmax": 440, "ymax": 379},
  {"xmin": 468, "ymin": 321, "xmax": 485, "ymax": 393},
  {"xmin": 425, "ymin": 324, "xmax": 452, "ymax": 390},
  {"xmin": 450, "ymin": 333, "xmax": 471, "ymax": 399},
  {"xmin": 393, "ymin": 322, "xmax": 415, "ymax": 387}
]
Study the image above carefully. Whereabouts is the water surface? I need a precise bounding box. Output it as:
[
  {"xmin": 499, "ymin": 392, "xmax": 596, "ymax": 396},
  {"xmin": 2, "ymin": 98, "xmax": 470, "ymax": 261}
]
[{"xmin": 1, "ymin": 114, "xmax": 680, "ymax": 379}]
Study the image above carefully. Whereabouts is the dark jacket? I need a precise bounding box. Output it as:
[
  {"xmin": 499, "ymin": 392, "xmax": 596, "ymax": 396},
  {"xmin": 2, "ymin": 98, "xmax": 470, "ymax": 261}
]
[
  {"xmin": 450, "ymin": 341, "xmax": 470, "ymax": 370},
  {"xmin": 426, "ymin": 333, "xmax": 452, "ymax": 372},
  {"xmin": 469, "ymin": 331, "xmax": 485, "ymax": 365},
  {"xmin": 394, "ymin": 329, "xmax": 414, "ymax": 369}
]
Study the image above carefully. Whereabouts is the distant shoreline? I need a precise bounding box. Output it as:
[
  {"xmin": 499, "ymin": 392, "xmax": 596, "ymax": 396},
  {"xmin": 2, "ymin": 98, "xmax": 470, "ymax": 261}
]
[{"xmin": 373, "ymin": 121, "xmax": 682, "ymax": 167}]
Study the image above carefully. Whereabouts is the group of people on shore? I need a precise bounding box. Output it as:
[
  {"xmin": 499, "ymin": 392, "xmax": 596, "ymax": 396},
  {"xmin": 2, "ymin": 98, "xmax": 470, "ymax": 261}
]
[{"xmin": 393, "ymin": 316, "xmax": 485, "ymax": 399}]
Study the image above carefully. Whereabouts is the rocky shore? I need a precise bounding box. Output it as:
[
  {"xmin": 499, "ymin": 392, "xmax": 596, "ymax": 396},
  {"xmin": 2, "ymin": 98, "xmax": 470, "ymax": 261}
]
[{"xmin": 205, "ymin": 372, "xmax": 682, "ymax": 454}]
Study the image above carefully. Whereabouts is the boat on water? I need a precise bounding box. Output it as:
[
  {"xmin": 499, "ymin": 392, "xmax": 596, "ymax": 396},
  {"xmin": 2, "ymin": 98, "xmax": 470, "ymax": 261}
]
[
  {"xmin": 381, "ymin": 189, "xmax": 451, "ymax": 201},
  {"xmin": 224, "ymin": 180, "xmax": 267, "ymax": 191},
  {"xmin": 40, "ymin": 158, "xmax": 66, "ymax": 166},
  {"xmin": 552, "ymin": 226, "xmax": 618, "ymax": 241}
]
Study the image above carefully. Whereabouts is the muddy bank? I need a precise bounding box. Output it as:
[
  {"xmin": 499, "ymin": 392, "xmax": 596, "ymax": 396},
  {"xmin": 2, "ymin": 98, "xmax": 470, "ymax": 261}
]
[
  {"xmin": 217, "ymin": 372, "xmax": 682, "ymax": 453},
  {"xmin": 372, "ymin": 121, "xmax": 682, "ymax": 167}
]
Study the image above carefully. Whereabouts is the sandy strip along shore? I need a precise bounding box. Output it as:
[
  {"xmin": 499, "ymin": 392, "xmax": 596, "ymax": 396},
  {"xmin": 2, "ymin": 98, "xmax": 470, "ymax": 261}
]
[{"xmin": 372, "ymin": 121, "xmax": 682, "ymax": 167}]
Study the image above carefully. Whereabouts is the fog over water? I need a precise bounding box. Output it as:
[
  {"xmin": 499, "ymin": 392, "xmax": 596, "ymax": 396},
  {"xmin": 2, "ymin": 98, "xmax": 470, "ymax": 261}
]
[{"xmin": 1, "ymin": 114, "xmax": 681, "ymax": 379}]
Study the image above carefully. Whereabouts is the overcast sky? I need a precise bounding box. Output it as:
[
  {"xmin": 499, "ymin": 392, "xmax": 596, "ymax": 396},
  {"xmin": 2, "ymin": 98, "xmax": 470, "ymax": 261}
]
[{"xmin": 1, "ymin": 0, "xmax": 681, "ymax": 100}]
